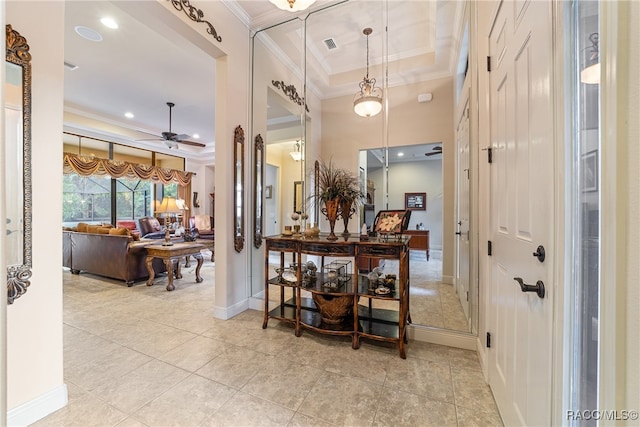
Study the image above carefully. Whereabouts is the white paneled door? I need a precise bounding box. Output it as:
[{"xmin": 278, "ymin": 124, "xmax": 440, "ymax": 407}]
[{"xmin": 487, "ymin": 0, "xmax": 554, "ymax": 425}]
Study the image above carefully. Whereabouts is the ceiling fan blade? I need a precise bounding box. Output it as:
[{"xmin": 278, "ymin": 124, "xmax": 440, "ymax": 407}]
[
  {"xmin": 173, "ymin": 133, "xmax": 191, "ymax": 141},
  {"xmin": 177, "ymin": 139, "xmax": 206, "ymax": 148}
]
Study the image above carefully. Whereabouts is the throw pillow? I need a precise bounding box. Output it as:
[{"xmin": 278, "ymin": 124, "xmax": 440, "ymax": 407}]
[
  {"xmin": 97, "ymin": 227, "xmax": 111, "ymax": 234},
  {"xmin": 77, "ymin": 222, "xmax": 89, "ymax": 232},
  {"xmin": 86, "ymin": 225, "xmax": 101, "ymax": 234},
  {"xmin": 109, "ymin": 227, "xmax": 130, "ymax": 236},
  {"xmin": 195, "ymin": 214, "xmax": 211, "ymax": 231}
]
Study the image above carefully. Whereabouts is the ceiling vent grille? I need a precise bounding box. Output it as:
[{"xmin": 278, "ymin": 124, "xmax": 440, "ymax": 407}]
[
  {"xmin": 323, "ymin": 38, "xmax": 338, "ymax": 50},
  {"xmin": 64, "ymin": 61, "xmax": 79, "ymax": 71}
]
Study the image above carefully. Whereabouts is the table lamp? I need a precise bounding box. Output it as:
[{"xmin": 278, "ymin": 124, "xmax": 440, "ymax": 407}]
[{"xmin": 156, "ymin": 196, "xmax": 181, "ymax": 246}]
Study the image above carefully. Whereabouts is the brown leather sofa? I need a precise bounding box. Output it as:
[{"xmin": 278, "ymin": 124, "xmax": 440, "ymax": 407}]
[{"xmin": 63, "ymin": 231, "xmax": 166, "ymax": 286}]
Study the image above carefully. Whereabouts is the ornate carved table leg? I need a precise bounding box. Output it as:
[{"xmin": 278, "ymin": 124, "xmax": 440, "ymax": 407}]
[
  {"xmin": 146, "ymin": 256, "xmax": 156, "ymax": 286},
  {"xmin": 184, "ymin": 255, "xmax": 191, "ymax": 268},
  {"xmin": 174, "ymin": 259, "xmax": 183, "ymax": 279},
  {"xmin": 165, "ymin": 258, "xmax": 175, "ymax": 291},
  {"xmin": 194, "ymin": 253, "xmax": 204, "ymax": 283}
]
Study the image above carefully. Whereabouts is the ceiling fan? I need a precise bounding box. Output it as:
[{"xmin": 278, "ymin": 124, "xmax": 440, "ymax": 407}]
[
  {"xmin": 138, "ymin": 102, "xmax": 206, "ymax": 149},
  {"xmin": 425, "ymin": 146, "xmax": 442, "ymax": 156}
]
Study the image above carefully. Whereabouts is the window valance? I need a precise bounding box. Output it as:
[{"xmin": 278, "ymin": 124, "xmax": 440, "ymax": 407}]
[{"xmin": 63, "ymin": 152, "xmax": 193, "ymax": 186}]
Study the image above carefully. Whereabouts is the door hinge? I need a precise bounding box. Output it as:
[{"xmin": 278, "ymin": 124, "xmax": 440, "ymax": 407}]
[
  {"xmin": 488, "ymin": 240, "xmax": 493, "ymax": 256},
  {"xmin": 487, "ymin": 56, "xmax": 492, "ymax": 72},
  {"xmin": 486, "ymin": 332, "xmax": 492, "ymax": 348},
  {"xmin": 466, "ymin": 291, "xmax": 469, "ymax": 301}
]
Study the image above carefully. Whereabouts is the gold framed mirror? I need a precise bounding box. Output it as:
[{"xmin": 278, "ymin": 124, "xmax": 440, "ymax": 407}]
[
  {"xmin": 233, "ymin": 125, "xmax": 245, "ymax": 252},
  {"xmin": 6, "ymin": 24, "xmax": 32, "ymax": 305},
  {"xmin": 254, "ymin": 134, "xmax": 264, "ymax": 248}
]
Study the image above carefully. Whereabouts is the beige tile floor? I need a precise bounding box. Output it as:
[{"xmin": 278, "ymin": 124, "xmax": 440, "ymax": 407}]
[{"xmin": 35, "ymin": 255, "xmax": 503, "ymax": 427}]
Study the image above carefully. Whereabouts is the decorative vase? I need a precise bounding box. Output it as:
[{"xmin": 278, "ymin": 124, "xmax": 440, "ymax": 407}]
[
  {"xmin": 340, "ymin": 200, "xmax": 355, "ymax": 235},
  {"xmin": 322, "ymin": 197, "xmax": 341, "ymax": 241}
]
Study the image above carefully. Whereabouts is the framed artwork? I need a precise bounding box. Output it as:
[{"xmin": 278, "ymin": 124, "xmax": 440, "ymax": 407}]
[
  {"xmin": 405, "ymin": 192, "xmax": 426, "ymax": 210},
  {"xmin": 581, "ymin": 150, "xmax": 598, "ymax": 192},
  {"xmin": 373, "ymin": 210, "xmax": 412, "ymax": 234},
  {"xmin": 265, "ymin": 185, "xmax": 273, "ymax": 199}
]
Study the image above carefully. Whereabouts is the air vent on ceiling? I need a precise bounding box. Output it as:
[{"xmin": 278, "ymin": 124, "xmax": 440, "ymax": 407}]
[
  {"xmin": 64, "ymin": 61, "xmax": 79, "ymax": 71},
  {"xmin": 323, "ymin": 38, "xmax": 338, "ymax": 50}
]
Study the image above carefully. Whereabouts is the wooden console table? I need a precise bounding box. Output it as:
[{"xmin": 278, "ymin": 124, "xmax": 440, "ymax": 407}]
[
  {"xmin": 263, "ymin": 234, "xmax": 410, "ymax": 358},
  {"xmin": 145, "ymin": 242, "xmax": 205, "ymax": 291},
  {"xmin": 403, "ymin": 229, "xmax": 430, "ymax": 260}
]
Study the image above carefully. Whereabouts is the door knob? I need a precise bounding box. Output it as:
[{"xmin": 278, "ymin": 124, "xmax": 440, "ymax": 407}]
[
  {"xmin": 513, "ymin": 277, "xmax": 545, "ymax": 299},
  {"xmin": 455, "ymin": 231, "xmax": 462, "ymax": 235}
]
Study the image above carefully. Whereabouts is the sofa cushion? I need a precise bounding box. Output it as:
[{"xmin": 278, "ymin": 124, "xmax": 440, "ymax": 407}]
[{"xmin": 109, "ymin": 227, "xmax": 130, "ymax": 236}]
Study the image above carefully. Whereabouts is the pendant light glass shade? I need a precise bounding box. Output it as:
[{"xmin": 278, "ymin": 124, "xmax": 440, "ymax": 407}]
[
  {"xmin": 353, "ymin": 28, "xmax": 383, "ymax": 118},
  {"xmin": 269, "ymin": 0, "xmax": 316, "ymax": 12}
]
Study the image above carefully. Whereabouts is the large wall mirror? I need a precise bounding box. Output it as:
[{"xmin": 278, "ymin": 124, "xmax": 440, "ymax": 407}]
[
  {"xmin": 249, "ymin": 2, "xmax": 476, "ymax": 337},
  {"xmin": 234, "ymin": 125, "xmax": 245, "ymax": 253},
  {"xmin": 5, "ymin": 25, "xmax": 33, "ymax": 305}
]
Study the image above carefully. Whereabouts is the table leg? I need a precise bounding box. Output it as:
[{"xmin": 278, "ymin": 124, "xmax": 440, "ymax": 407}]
[
  {"xmin": 185, "ymin": 255, "xmax": 191, "ymax": 268},
  {"xmin": 175, "ymin": 259, "xmax": 183, "ymax": 279},
  {"xmin": 146, "ymin": 256, "xmax": 156, "ymax": 286},
  {"xmin": 194, "ymin": 253, "xmax": 204, "ymax": 283},
  {"xmin": 165, "ymin": 259, "xmax": 175, "ymax": 291}
]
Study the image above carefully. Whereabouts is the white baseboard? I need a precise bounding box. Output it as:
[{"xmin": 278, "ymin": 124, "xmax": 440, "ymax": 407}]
[
  {"xmin": 8, "ymin": 384, "xmax": 68, "ymax": 427},
  {"xmin": 248, "ymin": 296, "xmax": 264, "ymax": 311},
  {"xmin": 476, "ymin": 336, "xmax": 489, "ymax": 380},
  {"xmin": 213, "ymin": 298, "xmax": 249, "ymax": 320},
  {"xmin": 441, "ymin": 275, "xmax": 454, "ymax": 285},
  {"xmin": 409, "ymin": 325, "xmax": 476, "ymax": 350}
]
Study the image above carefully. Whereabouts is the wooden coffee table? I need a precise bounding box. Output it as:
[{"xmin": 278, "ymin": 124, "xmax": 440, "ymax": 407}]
[{"xmin": 145, "ymin": 242, "xmax": 205, "ymax": 291}]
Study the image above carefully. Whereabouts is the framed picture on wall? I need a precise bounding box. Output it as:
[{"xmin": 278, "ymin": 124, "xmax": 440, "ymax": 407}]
[
  {"xmin": 265, "ymin": 185, "xmax": 273, "ymax": 199},
  {"xmin": 405, "ymin": 192, "xmax": 426, "ymax": 210}
]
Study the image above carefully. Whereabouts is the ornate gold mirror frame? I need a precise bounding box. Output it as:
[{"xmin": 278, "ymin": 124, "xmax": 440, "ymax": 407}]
[
  {"xmin": 6, "ymin": 25, "xmax": 33, "ymax": 304},
  {"xmin": 253, "ymin": 134, "xmax": 264, "ymax": 248},
  {"xmin": 233, "ymin": 125, "xmax": 245, "ymax": 252}
]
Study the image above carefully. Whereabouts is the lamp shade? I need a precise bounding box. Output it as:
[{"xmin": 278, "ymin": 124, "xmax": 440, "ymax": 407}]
[
  {"xmin": 354, "ymin": 95, "xmax": 383, "ymax": 117},
  {"xmin": 156, "ymin": 196, "xmax": 181, "ymax": 214},
  {"xmin": 269, "ymin": 0, "xmax": 316, "ymax": 12}
]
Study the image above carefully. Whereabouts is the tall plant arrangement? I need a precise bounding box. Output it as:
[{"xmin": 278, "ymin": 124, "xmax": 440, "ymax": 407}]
[{"xmin": 309, "ymin": 160, "xmax": 364, "ymax": 240}]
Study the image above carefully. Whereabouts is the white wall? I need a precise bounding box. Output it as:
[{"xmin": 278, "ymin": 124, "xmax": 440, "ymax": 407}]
[{"xmin": 6, "ymin": 1, "xmax": 67, "ymax": 423}]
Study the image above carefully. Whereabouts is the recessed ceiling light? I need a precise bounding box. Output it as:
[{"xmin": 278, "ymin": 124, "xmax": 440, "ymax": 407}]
[
  {"xmin": 74, "ymin": 26, "xmax": 103, "ymax": 42},
  {"xmin": 100, "ymin": 17, "xmax": 118, "ymax": 29},
  {"xmin": 192, "ymin": 134, "xmax": 200, "ymax": 139},
  {"xmin": 124, "ymin": 112, "xmax": 134, "ymax": 119},
  {"xmin": 398, "ymin": 152, "xmax": 404, "ymax": 157}
]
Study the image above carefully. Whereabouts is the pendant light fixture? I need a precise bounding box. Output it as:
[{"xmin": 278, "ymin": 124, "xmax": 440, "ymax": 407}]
[
  {"xmin": 353, "ymin": 27, "xmax": 383, "ymax": 118},
  {"xmin": 289, "ymin": 141, "xmax": 302, "ymax": 161},
  {"xmin": 581, "ymin": 32, "xmax": 600, "ymax": 84},
  {"xmin": 269, "ymin": 0, "xmax": 316, "ymax": 12}
]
